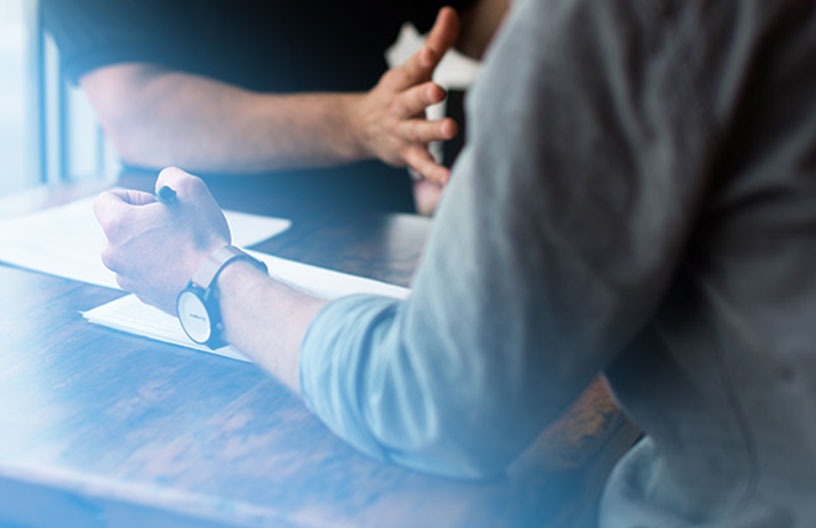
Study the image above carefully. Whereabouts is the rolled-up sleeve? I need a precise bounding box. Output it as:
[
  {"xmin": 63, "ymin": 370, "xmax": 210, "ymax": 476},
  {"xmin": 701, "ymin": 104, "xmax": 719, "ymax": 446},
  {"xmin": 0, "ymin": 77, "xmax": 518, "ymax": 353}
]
[{"xmin": 301, "ymin": 0, "xmax": 715, "ymax": 478}]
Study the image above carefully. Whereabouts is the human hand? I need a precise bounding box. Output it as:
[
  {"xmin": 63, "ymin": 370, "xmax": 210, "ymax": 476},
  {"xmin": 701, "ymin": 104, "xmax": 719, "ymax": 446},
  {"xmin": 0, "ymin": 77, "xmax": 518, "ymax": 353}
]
[
  {"xmin": 350, "ymin": 7, "xmax": 460, "ymax": 184},
  {"xmin": 94, "ymin": 167, "xmax": 230, "ymax": 314}
]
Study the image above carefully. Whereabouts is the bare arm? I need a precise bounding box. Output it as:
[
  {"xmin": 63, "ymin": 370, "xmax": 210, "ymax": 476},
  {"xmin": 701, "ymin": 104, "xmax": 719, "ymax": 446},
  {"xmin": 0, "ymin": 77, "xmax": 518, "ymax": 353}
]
[
  {"xmin": 83, "ymin": 68, "xmax": 364, "ymax": 174},
  {"xmin": 80, "ymin": 8, "xmax": 461, "ymax": 183},
  {"xmin": 217, "ymin": 260, "xmax": 327, "ymax": 394}
]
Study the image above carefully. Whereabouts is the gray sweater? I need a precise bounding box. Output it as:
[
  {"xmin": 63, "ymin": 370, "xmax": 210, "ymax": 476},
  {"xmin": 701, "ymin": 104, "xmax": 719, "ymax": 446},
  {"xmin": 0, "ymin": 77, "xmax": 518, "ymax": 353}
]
[{"xmin": 300, "ymin": 0, "xmax": 816, "ymax": 525}]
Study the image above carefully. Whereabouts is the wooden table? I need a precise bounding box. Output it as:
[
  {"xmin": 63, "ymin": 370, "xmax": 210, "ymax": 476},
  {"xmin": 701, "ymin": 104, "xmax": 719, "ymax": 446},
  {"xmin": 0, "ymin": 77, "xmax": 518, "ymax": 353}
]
[{"xmin": 0, "ymin": 175, "xmax": 632, "ymax": 528}]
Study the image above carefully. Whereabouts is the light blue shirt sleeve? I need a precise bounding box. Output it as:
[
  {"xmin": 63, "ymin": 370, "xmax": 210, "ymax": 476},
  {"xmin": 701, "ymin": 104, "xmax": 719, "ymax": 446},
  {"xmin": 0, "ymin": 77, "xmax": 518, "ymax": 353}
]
[
  {"xmin": 300, "ymin": 295, "xmax": 403, "ymax": 465},
  {"xmin": 300, "ymin": 292, "xmax": 535, "ymax": 478}
]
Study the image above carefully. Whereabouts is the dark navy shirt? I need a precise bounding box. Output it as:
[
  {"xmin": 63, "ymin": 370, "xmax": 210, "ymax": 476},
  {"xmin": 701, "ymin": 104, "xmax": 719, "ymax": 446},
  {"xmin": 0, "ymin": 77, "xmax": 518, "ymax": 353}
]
[
  {"xmin": 43, "ymin": 0, "xmax": 471, "ymax": 90},
  {"xmin": 43, "ymin": 0, "xmax": 474, "ymax": 213}
]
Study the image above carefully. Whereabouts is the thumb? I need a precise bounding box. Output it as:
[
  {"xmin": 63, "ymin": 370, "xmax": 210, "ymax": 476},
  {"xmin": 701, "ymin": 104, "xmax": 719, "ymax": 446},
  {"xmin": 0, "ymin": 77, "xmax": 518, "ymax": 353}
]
[{"xmin": 155, "ymin": 166, "xmax": 210, "ymax": 202}]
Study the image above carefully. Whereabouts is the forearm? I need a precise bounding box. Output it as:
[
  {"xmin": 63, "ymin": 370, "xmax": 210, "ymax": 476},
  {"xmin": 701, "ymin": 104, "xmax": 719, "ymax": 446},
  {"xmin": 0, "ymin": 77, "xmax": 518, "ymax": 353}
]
[
  {"xmin": 82, "ymin": 65, "xmax": 367, "ymax": 173},
  {"xmin": 216, "ymin": 260, "xmax": 328, "ymax": 393}
]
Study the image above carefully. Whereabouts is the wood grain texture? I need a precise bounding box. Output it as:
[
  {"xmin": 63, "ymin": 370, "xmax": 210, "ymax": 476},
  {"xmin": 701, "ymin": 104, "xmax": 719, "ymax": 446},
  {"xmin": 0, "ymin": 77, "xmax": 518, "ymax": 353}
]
[{"xmin": 0, "ymin": 175, "xmax": 634, "ymax": 527}]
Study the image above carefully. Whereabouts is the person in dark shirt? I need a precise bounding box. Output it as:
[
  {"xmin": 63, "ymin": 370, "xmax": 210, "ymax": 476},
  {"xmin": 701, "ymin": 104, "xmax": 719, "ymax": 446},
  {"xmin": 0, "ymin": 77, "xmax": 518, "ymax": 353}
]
[{"xmin": 44, "ymin": 0, "xmax": 507, "ymax": 212}]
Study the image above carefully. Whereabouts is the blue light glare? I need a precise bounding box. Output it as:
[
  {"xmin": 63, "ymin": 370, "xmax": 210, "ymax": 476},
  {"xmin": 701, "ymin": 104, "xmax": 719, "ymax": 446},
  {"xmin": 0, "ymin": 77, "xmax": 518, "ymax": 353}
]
[{"xmin": 0, "ymin": 0, "xmax": 27, "ymax": 197}]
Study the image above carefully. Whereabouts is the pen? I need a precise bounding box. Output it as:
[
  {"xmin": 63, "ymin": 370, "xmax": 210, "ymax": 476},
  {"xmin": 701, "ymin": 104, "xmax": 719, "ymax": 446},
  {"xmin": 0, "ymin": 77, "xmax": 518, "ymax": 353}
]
[{"xmin": 157, "ymin": 185, "xmax": 178, "ymax": 205}]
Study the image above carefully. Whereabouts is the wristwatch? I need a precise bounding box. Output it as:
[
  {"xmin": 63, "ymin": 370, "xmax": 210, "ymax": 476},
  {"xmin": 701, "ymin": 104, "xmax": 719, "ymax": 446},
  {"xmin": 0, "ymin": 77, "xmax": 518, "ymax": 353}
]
[{"xmin": 177, "ymin": 245, "xmax": 268, "ymax": 349}]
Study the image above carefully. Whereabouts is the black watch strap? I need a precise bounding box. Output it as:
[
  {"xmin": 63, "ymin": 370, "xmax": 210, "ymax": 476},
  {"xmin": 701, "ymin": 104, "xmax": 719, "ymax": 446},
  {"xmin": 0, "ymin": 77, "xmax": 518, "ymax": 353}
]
[
  {"xmin": 183, "ymin": 245, "xmax": 268, "ymax": 349},
  {"xmin": 191, "ymin": 245, "xmax": 266, "ymax": 290}
]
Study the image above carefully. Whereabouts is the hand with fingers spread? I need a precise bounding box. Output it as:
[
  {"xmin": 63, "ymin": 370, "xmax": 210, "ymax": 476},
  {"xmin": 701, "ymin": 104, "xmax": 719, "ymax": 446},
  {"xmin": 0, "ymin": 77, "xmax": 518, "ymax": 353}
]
[
  {"xmin": 94, "ymin": 167, "xmax": 230, "ymax": 314},
  {"xmin": 349, "ymin": 7, "xmax": 460, "ymax": 184}
]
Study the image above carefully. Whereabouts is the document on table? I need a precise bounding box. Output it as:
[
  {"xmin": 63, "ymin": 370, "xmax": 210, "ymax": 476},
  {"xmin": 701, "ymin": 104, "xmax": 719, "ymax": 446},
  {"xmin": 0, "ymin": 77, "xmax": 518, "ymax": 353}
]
[
  {"xmin": 0, "ymin": 194, "xmax": 291, "ymax": 290},
  {"xmin": 83, "ymin": 249, "xmax": 411, "ymax": 362}
]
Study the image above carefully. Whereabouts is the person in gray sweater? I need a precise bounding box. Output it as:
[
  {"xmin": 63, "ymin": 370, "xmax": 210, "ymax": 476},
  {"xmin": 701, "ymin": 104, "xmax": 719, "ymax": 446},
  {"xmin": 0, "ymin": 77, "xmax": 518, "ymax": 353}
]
[{"xmin": 94, "ymin": 0, "xmax": 816, "ymax": 525}]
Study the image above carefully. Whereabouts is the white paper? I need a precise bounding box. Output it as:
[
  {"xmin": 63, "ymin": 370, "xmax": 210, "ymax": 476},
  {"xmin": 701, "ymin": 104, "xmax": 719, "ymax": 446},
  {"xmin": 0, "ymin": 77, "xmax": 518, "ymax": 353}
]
[
  {"xmin": 0, "ymin": 194, "xmax": 291, "ymax": 290},
  {"xmin": 83, "ymin": 251, "xmax": 410, "ymax": 362},
  {"xmin": 84, "ymin": 294, "xmax": 252, "ymax": 361}
]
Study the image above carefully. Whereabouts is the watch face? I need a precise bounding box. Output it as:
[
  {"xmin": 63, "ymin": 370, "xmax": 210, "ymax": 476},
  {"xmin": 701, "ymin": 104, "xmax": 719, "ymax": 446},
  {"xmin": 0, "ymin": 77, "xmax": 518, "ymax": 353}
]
[{"xmin": 177, "ymin": 290, "xmax": 212, "ymax": 344}]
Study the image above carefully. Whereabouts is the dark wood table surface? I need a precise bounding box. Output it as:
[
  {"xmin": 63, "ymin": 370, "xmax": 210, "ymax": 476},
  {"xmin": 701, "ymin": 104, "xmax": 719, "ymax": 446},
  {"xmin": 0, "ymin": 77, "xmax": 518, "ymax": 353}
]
[{"xmin": 0, "ymin": 175, "xmax": 627, "ymax": 528}]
